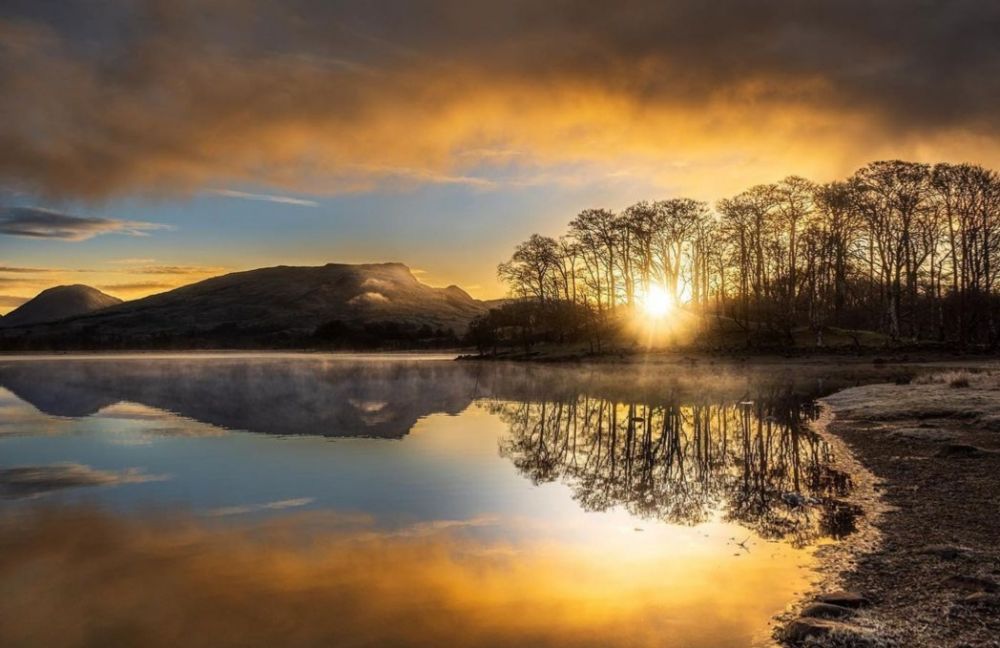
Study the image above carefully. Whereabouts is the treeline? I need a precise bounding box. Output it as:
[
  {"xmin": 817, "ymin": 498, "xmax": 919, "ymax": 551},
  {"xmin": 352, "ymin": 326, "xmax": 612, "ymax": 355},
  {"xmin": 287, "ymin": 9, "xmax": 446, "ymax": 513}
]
[
  {"xmin": 480, "ymin": 160, "xmax": 1000, "ymax": 350},
  {"xmin": 0, "ymin": 319, "xmax": 459, "ymax": 351}
]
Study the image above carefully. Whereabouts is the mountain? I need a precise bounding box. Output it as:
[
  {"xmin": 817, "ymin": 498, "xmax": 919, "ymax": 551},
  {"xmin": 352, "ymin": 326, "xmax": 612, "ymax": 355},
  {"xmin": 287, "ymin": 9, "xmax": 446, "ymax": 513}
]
[
  {"xmin": 0, "ymin": 263, "xmax": 487, "ymax": 349},
  {"xmin": 0, "ymin": 285, "xmax": 122, "ymax": 328}
]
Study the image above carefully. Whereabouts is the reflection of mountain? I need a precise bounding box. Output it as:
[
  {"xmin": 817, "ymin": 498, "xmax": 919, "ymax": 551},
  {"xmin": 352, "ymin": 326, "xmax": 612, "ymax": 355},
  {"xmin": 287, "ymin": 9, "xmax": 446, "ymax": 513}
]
[
  {"xmin": 491, "ymin": 391, "xmax": 858, "ymax": 546},
  {"xmin": 0, "ymin": 358, "xmax": 481, "ymax": 439},
  {"xmin": 1, "ymin": 358, "xmax": 879, "ymax": 541},
  {"xmin": 0, "ymin": 372, "xmax": 119, "ymax": 418}
]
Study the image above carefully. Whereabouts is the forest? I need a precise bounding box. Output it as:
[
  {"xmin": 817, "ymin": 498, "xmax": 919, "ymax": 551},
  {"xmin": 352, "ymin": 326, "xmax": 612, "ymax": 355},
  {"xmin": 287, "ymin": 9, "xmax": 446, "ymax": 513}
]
[{"xmin": 478, "ymin": 160, "xmax": 1000, "ymax": 351}]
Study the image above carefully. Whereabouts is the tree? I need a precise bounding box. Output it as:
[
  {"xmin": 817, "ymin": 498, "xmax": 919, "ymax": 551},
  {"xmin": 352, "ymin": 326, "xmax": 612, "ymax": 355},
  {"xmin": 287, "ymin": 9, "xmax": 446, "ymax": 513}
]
[
  {"xmin": 489, "ymin": 158, "xmax": 1000, "ymax": 350},
  {"xmin": 569, "ymin": 209, "xmax": 620, "ymax": 309},
  {"xmin": 497, "ymin": 234, "xmax": 560, "ymax": 302},
  {"xmin": 852, "ymin": 161, "xmax": 931, "ymax": 339}
]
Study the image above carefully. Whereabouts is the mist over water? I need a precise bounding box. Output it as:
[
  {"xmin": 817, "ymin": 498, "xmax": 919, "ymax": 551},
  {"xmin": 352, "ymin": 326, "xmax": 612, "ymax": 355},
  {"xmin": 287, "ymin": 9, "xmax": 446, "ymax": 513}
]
[{"xmin": 0, "ymin": 355, "xmax": 903, "ymax": 647}]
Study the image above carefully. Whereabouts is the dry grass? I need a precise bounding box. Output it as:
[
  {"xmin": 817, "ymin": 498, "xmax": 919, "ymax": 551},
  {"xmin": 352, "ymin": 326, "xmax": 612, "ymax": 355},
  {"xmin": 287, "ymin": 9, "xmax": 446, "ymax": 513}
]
[
  {"xmin": 824, "ymin": 369, "xmax": 1000, "ymax": 428},
  {"xmin": 796, "ymin": 624, "xmax": 899, "ymax": 648},
  {"xmin": 911, "ymin": 370, "xmax": 982, "ymax": 388}
]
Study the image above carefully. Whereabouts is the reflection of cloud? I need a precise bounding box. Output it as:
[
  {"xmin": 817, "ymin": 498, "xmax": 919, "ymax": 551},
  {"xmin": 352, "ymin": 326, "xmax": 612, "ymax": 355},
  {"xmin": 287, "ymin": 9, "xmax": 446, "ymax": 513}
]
[
  {"xmin": 0, "ymin": 463, "xmax": 168, "ymax": 499},
  {"xmin": 389, "ymin": 515, "xmax": 501, "ymax": 538},
  {"xmin": 0, "ymin": 207, "xmax": 166, "ymax": 241},
  {"xmin": 94, "ymin": 402, "xmax": 231, "ymax": 439},
  {"xmin": 206, "ymin": 498, "xmax": 316, "ymax": 517},
  {"xmin": 0, "ymin": 506, "xmax": 808, "ymax": 648},
  {"xmin": 348, "ymin": 399, "xmax": 388, "ymax": 414}
]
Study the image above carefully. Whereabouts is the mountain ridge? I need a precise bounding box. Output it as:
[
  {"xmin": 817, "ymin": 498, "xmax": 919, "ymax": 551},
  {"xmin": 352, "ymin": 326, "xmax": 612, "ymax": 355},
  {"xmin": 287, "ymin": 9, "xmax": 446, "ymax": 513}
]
[
  {"xmin": 0, "ymin": 262, "xmax": 487, "ymax": 349},
  {"xmin": 0, "ymin": 284, "xmax": 122, "ymax": 328}
]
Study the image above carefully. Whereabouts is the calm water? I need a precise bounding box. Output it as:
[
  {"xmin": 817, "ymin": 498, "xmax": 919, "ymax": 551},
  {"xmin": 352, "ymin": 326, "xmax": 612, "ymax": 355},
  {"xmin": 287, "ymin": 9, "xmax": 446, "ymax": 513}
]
[{"xmin": 0, "ymin": 354, "xmax": 894, "ymax": 648}]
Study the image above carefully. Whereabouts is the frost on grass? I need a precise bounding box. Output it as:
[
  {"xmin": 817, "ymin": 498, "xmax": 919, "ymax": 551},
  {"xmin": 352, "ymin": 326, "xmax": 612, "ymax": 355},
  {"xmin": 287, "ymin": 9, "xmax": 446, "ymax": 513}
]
[
  {"xmin": 823, "ymin": 371, "xmax": 1000, "ymax": 428},
  {"xmin": 793, "ymin": 626, "xmax": 898, "ymax": 648}
]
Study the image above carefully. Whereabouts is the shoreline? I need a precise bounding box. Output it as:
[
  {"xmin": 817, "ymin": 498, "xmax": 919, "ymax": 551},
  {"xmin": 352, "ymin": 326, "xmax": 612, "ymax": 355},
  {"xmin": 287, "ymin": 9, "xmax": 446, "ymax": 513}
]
[
  {"xmin": 777, "ymin": 371, "xmax": 1000, "ymax": 647},
  {"xmin": 3, "ymin": 346, "xmax": 1000, "ymax": 365}
]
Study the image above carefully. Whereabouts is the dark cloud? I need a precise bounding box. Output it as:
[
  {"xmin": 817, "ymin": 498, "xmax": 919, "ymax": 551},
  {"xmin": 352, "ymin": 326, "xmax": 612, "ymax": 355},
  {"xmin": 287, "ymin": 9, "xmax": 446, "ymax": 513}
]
[
  {"xmin": 0, "ymin": 206, "xmax": 165, "ymax": 240},
  {"xmin": 0, "ymin": 266, "xmax": 56, "ymax": 273},
  {"xmin": 0, "ymin": 0, "xmax": 999, "ymax": 197},
  {"xmin": 0, "ymin": 463, "xmax": 165, "ymax": 499}
]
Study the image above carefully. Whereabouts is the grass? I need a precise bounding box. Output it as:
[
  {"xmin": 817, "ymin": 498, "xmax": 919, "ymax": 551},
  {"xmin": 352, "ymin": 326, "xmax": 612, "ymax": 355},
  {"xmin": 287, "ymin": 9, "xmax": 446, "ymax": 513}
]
[{"xmin": 911, "ymin": 369, "xmax": 981, "ymax": 388}]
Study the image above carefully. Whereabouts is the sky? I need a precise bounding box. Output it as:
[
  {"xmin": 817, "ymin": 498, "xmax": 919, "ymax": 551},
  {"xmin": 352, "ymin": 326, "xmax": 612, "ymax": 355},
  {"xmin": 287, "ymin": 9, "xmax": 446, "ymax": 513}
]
[{"xmin": 2, "ymin": 0, "xmax": 1000, "ymax": 312}]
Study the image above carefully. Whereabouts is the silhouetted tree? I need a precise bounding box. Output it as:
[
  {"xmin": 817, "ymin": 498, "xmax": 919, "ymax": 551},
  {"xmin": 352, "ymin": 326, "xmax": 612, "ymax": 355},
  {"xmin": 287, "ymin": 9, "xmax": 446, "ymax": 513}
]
[{"xmin": 493, "ymin": 158, "xmax": 1000, "ymax": 349}]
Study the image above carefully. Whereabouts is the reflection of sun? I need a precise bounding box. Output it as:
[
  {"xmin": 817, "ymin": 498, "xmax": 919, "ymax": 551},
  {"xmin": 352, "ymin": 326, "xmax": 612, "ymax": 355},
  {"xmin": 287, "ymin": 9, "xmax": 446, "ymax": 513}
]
[{"xmin": 642, "ymin": 285, "xmax": 673, "ymax": 318}]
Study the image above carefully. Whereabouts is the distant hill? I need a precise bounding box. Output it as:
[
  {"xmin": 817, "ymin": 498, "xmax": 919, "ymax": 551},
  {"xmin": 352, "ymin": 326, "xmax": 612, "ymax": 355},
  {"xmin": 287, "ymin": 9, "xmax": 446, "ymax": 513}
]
[
  {"xmin": 0, "ymin": 263, "xmax": 487, "ymax": 349},
  {"xmin": 0, "ymin": 285, "xmax": 122, "ymax": 328}
]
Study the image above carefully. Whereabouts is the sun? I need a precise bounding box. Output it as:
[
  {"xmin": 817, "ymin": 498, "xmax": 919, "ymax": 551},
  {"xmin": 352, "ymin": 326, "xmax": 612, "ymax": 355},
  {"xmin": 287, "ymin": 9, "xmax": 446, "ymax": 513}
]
[{"xmin": 642, "ymin": 284, "xmax": 673, "ymax": 318}]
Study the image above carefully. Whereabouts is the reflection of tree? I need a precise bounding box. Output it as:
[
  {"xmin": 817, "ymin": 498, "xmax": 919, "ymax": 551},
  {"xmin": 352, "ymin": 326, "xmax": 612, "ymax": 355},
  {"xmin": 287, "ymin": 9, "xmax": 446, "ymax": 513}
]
[{"xmin": 493, "ymin": 390, "xmax": 856, "ymax": 547}]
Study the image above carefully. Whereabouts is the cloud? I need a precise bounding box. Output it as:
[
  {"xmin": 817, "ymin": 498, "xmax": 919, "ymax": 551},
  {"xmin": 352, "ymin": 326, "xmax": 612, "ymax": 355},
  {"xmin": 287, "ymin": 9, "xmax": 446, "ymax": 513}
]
[
  {"xmin": 0, "ymin": 463, "xmax": 167, "ymax": 499},
  {"xmin": 126, "ymin": 265, "xmax": 226, "ymax": 275},
  {"xmin": 209, "ymin": 189, "xmax": 319, "ymax": 207},
  {"xmin": 0, "ymin": 265, "xmax": 57, "ymax": 273},
  {"xmin": 0, "ymin": 206, "xmax": 166, "ymax": 241},
  {"xmin": 109, "ymin": 258, "xmax": 157, "ymax": 265},
  {"xmin": 99, "ymin": 281, "xmax": 176, "ymax": 293},
  {"xmin": 0, "ymin": 1, "xmax": 999, "ymax": 198},
  {"xmin": 349, "ymin": 291, "xmax": 390, "ymax": 305},
  {"xmin": 0, "ymin": 295, "xmax": 28, "ymax": 307}
]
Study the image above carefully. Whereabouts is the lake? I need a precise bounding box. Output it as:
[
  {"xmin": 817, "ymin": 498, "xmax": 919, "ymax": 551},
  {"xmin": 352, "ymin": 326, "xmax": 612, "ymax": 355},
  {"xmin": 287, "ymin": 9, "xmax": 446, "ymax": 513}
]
[{"xmin": 0, "ymin": 354, "xmax": 899, "ymax": 648}]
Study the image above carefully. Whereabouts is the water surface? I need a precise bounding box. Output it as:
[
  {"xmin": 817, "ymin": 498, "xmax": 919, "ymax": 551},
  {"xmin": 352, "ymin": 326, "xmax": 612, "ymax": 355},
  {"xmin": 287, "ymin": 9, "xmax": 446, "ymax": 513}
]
[{"xmin": 0, "ymin": 354, "xmax": 892, "ymax": 648}]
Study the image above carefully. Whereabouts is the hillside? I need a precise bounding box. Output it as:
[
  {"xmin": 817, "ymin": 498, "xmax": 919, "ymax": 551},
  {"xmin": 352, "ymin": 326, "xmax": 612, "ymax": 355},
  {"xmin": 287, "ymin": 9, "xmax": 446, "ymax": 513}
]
[
  {"xmin": 0, "ymin": 263, "xmax": 486, "ymax": 349},
  {"xmin": 0, "ymin": 285, "xmax": 122, "ymax": 328}
]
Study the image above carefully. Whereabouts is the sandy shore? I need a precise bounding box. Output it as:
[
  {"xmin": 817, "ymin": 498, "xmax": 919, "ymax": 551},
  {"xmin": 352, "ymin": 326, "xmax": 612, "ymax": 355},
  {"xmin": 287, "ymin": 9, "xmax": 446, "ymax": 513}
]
[{"xmin": 779, "ymin": 370, "xmax": 1000, "ymax": 647}]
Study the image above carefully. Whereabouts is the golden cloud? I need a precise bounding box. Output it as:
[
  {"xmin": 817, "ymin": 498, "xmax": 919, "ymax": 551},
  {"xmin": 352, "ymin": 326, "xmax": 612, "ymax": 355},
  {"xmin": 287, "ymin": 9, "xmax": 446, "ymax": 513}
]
[{"xmin": 0, "ymin": 1, "xmax": 999, "ymax": 199}]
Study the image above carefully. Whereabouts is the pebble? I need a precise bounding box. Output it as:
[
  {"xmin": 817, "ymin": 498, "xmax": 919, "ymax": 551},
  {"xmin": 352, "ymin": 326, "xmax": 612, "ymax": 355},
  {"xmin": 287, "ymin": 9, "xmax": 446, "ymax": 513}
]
[
  {"xmin": 935, "ymin": 443, "xmax": 987, "ymax": 458},
  {"xmin": 942, "ymin": 575, "xmax": 999, "ymax": 593},
  {"xmin": 919, "ymin": 544, "xmax": 973, "ymax": 560},
  {"xmin": 815, "ymin": 590, "xmax": 871, "ymax": 608},
  {"xmin": 783, "ymin": 618, "xmax": 863, "ymax": 644},
  {"xmin": 956, "ymin": 592, "xmax": 1000, "ymax": 608},
  {"xmin": 800, "ymin": 602, "xmax": 855, "ymax": 619}
]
